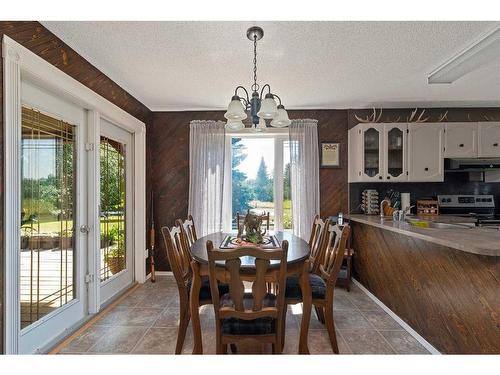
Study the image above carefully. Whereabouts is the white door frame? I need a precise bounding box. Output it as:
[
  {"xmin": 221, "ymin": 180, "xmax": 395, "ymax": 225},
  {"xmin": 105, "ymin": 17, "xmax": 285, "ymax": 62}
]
[{"xmin": 3, "ymin": 36, "xmax": 146, "ymax": 354}]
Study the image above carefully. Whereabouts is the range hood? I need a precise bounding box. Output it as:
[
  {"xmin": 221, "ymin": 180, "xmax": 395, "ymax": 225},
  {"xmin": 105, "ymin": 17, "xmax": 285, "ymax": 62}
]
[
  {"xmin": 445, "ymin": 158, "xmax": 500, "ymax": 182},
  {"xmin": 445, "ymin": 158, "xmax": 500, "ymax": 171}
]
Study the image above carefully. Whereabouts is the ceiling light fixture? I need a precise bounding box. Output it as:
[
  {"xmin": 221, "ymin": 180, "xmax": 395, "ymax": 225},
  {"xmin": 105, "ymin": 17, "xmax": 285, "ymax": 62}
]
[
  {"xmin": 428, "ymin": 27, "xmax": 500, "ymax": 84},
  {"xmin": 224, "ymin": 26, "xmax": 291, "ymax": 130}
]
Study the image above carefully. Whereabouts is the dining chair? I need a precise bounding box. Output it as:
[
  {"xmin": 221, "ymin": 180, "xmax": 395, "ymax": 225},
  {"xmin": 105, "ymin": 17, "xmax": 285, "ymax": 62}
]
[
  {"xmin": 308, "ymin": 215, "xmax": 330, "ymax": 273},
  {"xmin": 283, "ymin": 223, "xmax": 351, "ymax": 353},
  {"xmin": 176, "ymin": 214, "xmax": 197, "ymax": 248},
  {"xmin": 161, "ymin": 225, "xmax": 229, "ymax": 354},
  {"xmin": 206, "ymin": 240, "xmax": 289, "ymax": 354},
  {"xmin": 236, "ymin": 210, "xmax": 271, "ymax": 232}
]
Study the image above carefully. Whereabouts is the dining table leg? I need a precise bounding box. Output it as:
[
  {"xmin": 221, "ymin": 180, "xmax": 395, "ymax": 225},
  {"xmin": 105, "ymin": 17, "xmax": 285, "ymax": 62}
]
[
  {"xmin": 298, "ymin": 260, "xmax": 311, "ymax": 354},
  {"xmin": 190, "ymin": 261, "xmax": 203, "ymax": 354}
]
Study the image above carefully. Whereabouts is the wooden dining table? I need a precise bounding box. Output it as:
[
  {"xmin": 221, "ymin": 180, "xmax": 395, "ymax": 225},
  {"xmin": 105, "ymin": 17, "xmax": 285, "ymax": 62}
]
[{"xmin": 189, "ymin": 231, "xmax": 312, "ymax": 354}]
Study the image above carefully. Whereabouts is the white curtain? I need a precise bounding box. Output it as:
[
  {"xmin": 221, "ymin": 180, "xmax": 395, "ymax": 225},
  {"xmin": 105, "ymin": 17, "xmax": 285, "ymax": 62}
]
[
  {"xmin": 188, "ymin": 120, "xmax": 226, "ymax": 236},
  {"xmin": 289, "ymin": 119, "xmax": 320, "ymax": 240}
]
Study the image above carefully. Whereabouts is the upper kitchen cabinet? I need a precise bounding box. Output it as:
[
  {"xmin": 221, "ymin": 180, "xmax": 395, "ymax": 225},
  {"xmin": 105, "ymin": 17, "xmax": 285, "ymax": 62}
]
[
  {"xmin": 383, "ymin": 123, "xmax": 408, "ymax": 182},
  {"xmin": 408, "ymin": 123, "xmax": 444, "ymax": 182},
  {"xmin": 444, "ymin": 123, "xmax": 478, "ymax": 158},
  {"xmin": 478, "ymin": 122, "xmax": 500, "ymax": 157},
  {"xmin": 348, "ymin": 123, "xmax": 408, "ymax": 182}
]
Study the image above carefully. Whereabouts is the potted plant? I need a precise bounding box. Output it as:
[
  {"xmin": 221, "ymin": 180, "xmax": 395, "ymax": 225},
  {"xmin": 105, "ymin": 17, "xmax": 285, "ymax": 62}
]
[
  {"xmin": 105, "ymin": 244, "xmax": 125, "ymax": 275},
  {"xmin": 21, "ymin": 212, "xmax": 37, "ymax": 250}
]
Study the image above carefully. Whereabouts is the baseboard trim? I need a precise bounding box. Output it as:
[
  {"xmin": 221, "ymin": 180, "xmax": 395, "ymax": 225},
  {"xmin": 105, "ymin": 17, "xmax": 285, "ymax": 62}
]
[
  {"xmin": 146, "ymin": 271, "xmax": 173, "ymax": 278},
  {"xmin": 352, "ymin": 278, "xmax": 441, "ymax": 355}
]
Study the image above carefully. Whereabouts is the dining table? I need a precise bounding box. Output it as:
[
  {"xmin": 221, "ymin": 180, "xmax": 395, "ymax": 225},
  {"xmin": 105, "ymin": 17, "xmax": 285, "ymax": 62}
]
[{"xmin": 189, "ymin": 231, "xmax": 312, "ymax": 354}]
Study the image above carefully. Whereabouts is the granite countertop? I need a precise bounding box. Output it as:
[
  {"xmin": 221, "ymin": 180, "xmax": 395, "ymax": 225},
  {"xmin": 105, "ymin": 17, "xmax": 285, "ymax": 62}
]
[{"xmin": 348, "ymin": 214, "xmax": 500, "ymax": 257}]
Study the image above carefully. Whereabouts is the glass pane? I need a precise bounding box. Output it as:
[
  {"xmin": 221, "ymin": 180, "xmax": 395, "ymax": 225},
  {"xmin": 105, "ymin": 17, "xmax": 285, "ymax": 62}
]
[
  {"xmin": 364, "ymin": 127, "xmax": 379, "ymax": 177},
  {"xmin": 231, "ymin": 137, "xmax": 275, "ymax": 230},
  {"xmin": 100, "ymin": 137, "xmax": 126, "ymax": 281},
  {"xmin": 387, "ymin": 127, "xmax": 404, "ymax": 177},
  {"xmin": 283, "ymin": 141, "xmax": 293, "ymax": 232},
  {"xmin": 20, "ymin": 107, "xmax": 76, "ymax": 329}
]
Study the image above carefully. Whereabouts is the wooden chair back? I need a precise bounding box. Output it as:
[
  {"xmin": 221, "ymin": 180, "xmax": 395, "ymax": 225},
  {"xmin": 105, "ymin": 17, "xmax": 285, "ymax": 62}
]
[
  {"xmin": 206, "ymin": 241, "xmax": 288, "ymax": 322},
  {"xmin": 161, "ymin": 225, "xmax": 192, "ymax": 290},
  {"xmin": 176, "ymin": 214, "xmax": 197, "ymax": 248},
  {"xmin": 308, "ymin": 215, "xmax": 330, "ymax": 272},
  {"xmin": 319, "ymin": 224, "xmax": 351, "ymax": 284},
  {"xmin": 236, "ymin": 210, "xmax": 271, "ymax": 232}
]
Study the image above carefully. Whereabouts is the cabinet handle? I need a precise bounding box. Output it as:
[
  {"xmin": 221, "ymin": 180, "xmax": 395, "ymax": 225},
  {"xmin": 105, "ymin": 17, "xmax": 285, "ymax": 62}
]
[
  {"xmin": 459, "ymin": 143, "xmax": 464, "ymax": 147},
  {"xmin": 424, "ymin": 167, "xmax": 429, "ymax": 171},
  {"xmin": 494, "ymin": 143, "xmax": 499, "ymax": 147},
  {"xmin": 387, "ymin": 176, "xmax": 391, "ymax": 180},
  {"xmin": 378, "ymin": 176, "xmax": 383, "ymax": 180}
]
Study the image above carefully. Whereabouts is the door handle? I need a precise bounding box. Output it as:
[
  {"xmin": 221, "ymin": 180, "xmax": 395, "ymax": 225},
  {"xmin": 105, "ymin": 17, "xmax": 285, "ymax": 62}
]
[
  {"xmin": 424, "ymin": 167, "xmax": 429, "ymax": 171},
  {"xmin": 459, "ymin": 143, "xmax": 464, "ymax": 147},
  {"xmin": 80, "ymin": 225, "xmax": 91, "ymax": 234}
]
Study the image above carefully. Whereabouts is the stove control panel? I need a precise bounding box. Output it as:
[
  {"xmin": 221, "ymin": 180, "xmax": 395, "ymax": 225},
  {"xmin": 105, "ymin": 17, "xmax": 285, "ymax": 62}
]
[{"xmin": 438, "ymin": 195, "xmax": 495, "ymax": 208}]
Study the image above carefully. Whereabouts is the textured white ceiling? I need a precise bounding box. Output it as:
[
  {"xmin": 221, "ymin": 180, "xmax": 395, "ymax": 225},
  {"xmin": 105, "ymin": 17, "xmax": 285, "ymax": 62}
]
[{"xmin": 42, "ymin": 21, "xmax": 500, "ymax": 111}]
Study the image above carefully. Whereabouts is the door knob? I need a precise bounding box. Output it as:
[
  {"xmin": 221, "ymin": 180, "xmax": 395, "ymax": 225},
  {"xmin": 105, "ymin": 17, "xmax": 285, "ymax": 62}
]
[
  {"xmin": 494, "ymin": 143, "xmax": 499, "ymax": 147},
  {"xmin": 459, "ymin": 143, "xmax": 464, "ymax": 147},
  {"xmin": 424, "ymin": 167, "xmax": 429, "ymax": 171}
]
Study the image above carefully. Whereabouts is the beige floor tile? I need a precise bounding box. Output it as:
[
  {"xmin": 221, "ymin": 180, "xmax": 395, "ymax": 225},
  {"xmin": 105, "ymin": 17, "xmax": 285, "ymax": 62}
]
[
  {"xmin": 307, "ymin": 329, "xmax": 351, "ymax": 354},
  {"xmin": 154, "ymin": 306, "xmax": 181, "ymax": 327},
  {"xmin": 379, "ymin": 330, "xmax": 430, "ymax": 354},
  {"xmin": 132, "ymin": 327, "xmax": 179, "ymax": 354},
  {"xmin": 360, "ymin": 310, "xmax": 404, "ymax": 330},
  {"xmin": 88, "ymin": 326, "xmax": 148, "ymax": 353},
  {"xmin": 340, "ymin": 329, "xmax": 395, "ymax": 354},
  {"xmin": 332, "ymin": 309, "xmax": 372, "ymax": 330},
  {"xmin": 60, "ymin": 325, "xmax": 112, "ymax": 353}
]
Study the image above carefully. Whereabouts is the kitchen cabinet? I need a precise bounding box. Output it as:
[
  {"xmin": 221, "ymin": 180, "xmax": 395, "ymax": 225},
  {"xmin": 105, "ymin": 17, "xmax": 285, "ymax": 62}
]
[
  {"xmin": 444, "ymin": 123, "xmax": 478, "ymax": 158},
  {"xmin": 383, "ymin": 123, "xmax": 407, "ymax": 182},
  {"xmin": 478, "ymin": 122, "xmax": 500, "ymax": 157},
  {"xmin": 348, "ymin": 123, "xmax": 407, "ymax": 182},
  {"xmin": 348, "ymin": 126, "xmax": 362, "ymax": 182},
  {"xmin": 408, "ymin": 123, "xmax": 444, "ymax": 182}
]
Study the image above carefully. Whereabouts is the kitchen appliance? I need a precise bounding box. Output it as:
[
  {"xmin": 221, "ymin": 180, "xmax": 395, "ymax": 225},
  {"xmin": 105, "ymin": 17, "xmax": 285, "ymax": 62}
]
[{"xmin": 438, "ymin": 194, "xmax": 499, "ymax": 227}]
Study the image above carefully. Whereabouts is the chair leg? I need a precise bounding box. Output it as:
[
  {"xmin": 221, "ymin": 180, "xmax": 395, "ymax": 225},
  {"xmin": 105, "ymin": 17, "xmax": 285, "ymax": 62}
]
[
  {"xmin": 324, "ymin": 305, "xmax": 339, "ymax": 354},
  {"xmin": 175, "ymin": 305, "xmax": 190, "ymax": 354},
  {"xmin": 230, "ymin": 343, "xmax": 238, "ymax": 354},
  {"xmin": 314, "ymin": 305, "xmax": 325, "ymax": 324}
]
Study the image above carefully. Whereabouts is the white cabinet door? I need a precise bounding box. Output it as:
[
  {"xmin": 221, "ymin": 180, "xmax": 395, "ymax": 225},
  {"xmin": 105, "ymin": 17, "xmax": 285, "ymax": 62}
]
[
  {"xmin": 360, "ymin": 124, "xmax": 384, "ymax": 181},
  {"xmin": 383, "ymin": 123, "xmax": 408, "ymax": 182},
  {"xmin": 408, "ymin": 123, "xmax": 444, "ymax": 182},
  {"xmin": 478, "ymin": 122, "xmax": 500, "ymax": 157},
  {"xmin": 444, "ymin": 123, "xmax": 478, "ymax": 158},
  {"xmin": 348, "ymin": 126, "xmax": 362, "ymax": 182}
]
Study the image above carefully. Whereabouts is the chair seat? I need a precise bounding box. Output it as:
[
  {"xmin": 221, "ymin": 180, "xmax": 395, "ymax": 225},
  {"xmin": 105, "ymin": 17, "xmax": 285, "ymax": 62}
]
[
  {"xmin": 187, "ymin": 276, "xmax": 229, "ymax": 301},
  {"xmin": 220, "ymin": 292, "xmax": 277, "ymax": 335},
  {"xmin": 285, "ymin": 273, "xmax": 326, "ymax": 300}
]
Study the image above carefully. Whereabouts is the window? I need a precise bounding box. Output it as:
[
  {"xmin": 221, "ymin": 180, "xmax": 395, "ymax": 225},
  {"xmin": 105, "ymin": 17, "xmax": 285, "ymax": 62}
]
[{"xmin": 230, "ymin": 133, "xmax": 292, "ymax": 232}]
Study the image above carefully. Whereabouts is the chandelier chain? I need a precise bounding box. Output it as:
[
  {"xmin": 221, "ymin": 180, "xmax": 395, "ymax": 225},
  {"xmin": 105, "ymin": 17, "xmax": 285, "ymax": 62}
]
[{"xmin": 252, "ymin": 35, "xmax": 259, "ymax": 92}]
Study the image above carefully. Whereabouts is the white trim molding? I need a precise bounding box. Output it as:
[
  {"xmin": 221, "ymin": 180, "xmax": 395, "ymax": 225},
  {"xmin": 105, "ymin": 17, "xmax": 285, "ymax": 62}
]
[
  {"xmin": 352, "ymin": 279, "xmax": 441, "ymax": 355},
  {"xmin": 2, "ymin": 35, "xmax": 147, "ymax": 353},
  {"xmin": 3, "ymin": 39, "xmax": 22, "ymax": 355}
]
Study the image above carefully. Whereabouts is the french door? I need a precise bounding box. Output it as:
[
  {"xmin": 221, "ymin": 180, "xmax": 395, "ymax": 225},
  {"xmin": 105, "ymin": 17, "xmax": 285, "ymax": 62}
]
[
  {"xmin": 99, "ymin": 119, "xmax": 134, "ymax": 304},
  {"xmin": 18, "ymin": 80, "xmax": 88, "ymax": 353}
]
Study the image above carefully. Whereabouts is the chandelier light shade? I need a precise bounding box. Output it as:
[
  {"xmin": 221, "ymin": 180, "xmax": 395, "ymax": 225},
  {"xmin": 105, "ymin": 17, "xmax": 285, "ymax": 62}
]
[
  {"xmin": 224, "ymin": 96, "xmax": 248, "ymax": 121},
  {"xmin": 225, "ymin": 119, "xmax": 245, "ymax": 130},
  {"xmin": 224, "ymin": 26, "xmax": 290, "ymax": 130},
  {"xmin": 270, "ymin": 105, "xmax": 292, "ymax": 128},
  {"xmin": 257, "ymin": 93, "xmax": 278, "ymax": 119}
]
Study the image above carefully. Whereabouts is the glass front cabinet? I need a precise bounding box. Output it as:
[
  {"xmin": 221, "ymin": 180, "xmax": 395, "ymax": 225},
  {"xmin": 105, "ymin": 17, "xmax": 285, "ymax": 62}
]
[{"xmin": 348, "ymin": 123, "xmax": 408, "ymax": 182}]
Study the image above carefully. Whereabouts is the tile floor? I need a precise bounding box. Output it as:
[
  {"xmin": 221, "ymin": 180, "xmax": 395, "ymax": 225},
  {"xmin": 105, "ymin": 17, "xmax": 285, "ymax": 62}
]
[{"xmin": 58, "ymin": 276, "xmax": 430, "ymax": 355}]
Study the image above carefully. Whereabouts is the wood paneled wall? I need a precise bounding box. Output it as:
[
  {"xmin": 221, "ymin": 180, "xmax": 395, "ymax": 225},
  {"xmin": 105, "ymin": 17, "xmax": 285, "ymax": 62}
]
[
  {"xmin": 0, "ymin": 21, "xmax": 152, "ymax": 353},
  {"xmin": 148, "ymin": 110, "xmax": 348, "ymax": 271}
]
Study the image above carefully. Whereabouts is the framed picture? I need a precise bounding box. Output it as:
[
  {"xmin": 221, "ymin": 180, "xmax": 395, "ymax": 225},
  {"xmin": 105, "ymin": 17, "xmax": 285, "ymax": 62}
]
[{"xmin": 320, "ymin": 142, "xmax": 340, "ymax": 168}]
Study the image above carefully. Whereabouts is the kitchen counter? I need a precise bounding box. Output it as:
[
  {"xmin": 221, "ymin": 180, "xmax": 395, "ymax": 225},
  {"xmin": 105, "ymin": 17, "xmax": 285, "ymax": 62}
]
[{"xmin": 348, "ymin": 214, "xmax": 500, "ymax": 256}]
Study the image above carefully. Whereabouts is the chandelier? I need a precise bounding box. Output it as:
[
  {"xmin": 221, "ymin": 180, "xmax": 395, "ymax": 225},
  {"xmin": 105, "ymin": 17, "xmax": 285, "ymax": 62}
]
[{"xmin": 224, "ymin": 26, "xmax": 291, "ymax": 131}]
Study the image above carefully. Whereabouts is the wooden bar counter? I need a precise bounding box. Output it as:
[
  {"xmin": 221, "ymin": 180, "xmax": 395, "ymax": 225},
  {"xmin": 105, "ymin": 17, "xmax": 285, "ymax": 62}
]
[{"xmin": 349, "ymin": 215, "xmax": 500, "ymax": 354}]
